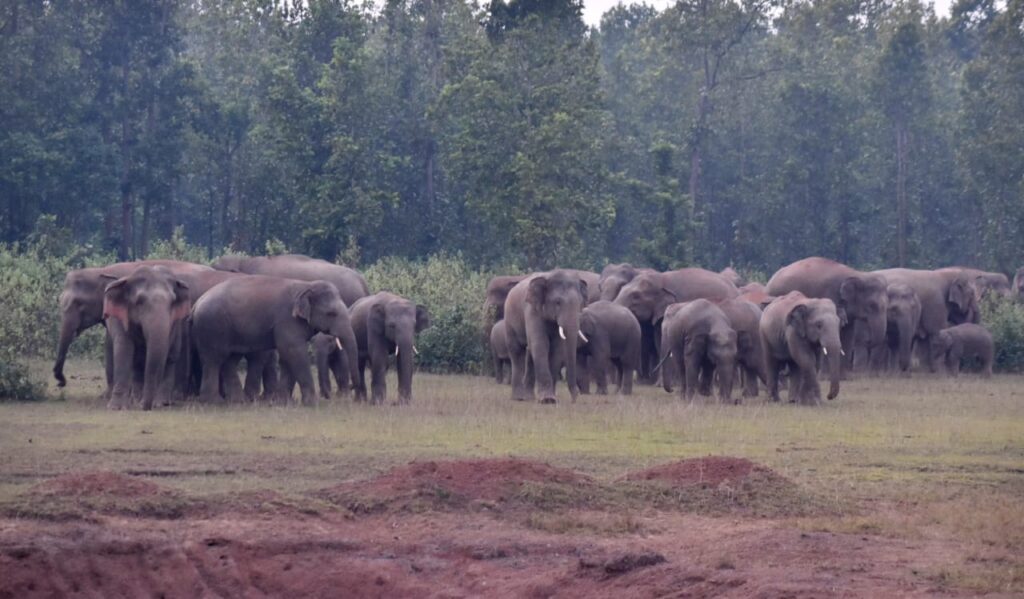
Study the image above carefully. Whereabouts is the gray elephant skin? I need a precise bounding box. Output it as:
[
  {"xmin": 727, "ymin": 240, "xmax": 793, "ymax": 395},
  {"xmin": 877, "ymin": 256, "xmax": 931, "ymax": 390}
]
[
  {"xmin": 485, "ymin": 275, "xmax": 526, "ymax": 323},
  {"xmin": 349, "ymin": 292, "xmax": 431, "ymax": 404},
  {"xmin": 102, "ymin": 265, "xmax": 193, "ymax": 410},
  {"xmin": 504, "ymin": 270, "xmax": 588, "ymax": 403},
  {"xmin": 191, "ymin": 275, "xmax": 360, "ymax": 405},
  {"xmin": 578, "ymin": 301, "xmax": 641, "ymax": 395},
  {"xmin": 933, "ymin": 323, "xmax": 994, "ymax": 377},
  {"xmin": 213, "ymin": 254, "xmax": 369, "ymax": 306},
  {"xmin": 937, "ymin": 267, "xmax": 1010, "ymax": 299},
  {"xmin": 659, "ymin": 299, "xmax": 738, "ymax": 402},
  {"xmin": 54, "ymin": 259, "xmax": 212, "ymax": 392},
  {"xmin": 490, "ymin": 320, "xmax": 511, "ymax": 384},
  {"xmin": 875, "ymin": 283, "xmax": 922, "ymax": 373},
  {"xmin": 716, "ymin": 298, "xmax": 766, "ymax": 398},
  {"xmin": 760, "ymin": 291, "xmax": 843, "ymax": 405},
  {"xmin": 874, "ymin": 268, "xmax": 977, "ymax": 371},
  {"xmin": 767, "ymin": 257, "xmax": 888, "ymax": 366}
]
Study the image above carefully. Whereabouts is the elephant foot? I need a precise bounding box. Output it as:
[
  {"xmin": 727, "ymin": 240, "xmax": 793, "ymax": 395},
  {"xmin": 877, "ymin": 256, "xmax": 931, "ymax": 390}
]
[{"xmin": 540, "ymin": 397, "xmax": 556, "ymax": 405}]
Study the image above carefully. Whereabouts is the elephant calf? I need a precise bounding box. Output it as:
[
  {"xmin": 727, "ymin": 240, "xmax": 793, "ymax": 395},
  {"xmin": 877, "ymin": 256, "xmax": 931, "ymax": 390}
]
[
  {"xmin": 659, "ymin": 299, "xmax": 738, "ymax": 403},
  {"xmin": 933, "ymin": 324, "xmax": 994, "ymax": 377},
  {"xmin": 760, "ymin": 291, "xmax": 843, "ymax": 405},
  {"xmin": 350, "ymin": 292, "xmax": 431, "ymax": 404},
  {"xmin": 578, "ymin": 301, "xmax": 641, "ymax": 395},
  {"xmin": 716, "ymin": 298, "xmax": 766, "ymax": 398},
  {"xmin": 490, "ymin": 320, "xmax": 511, "ymax": 384}
]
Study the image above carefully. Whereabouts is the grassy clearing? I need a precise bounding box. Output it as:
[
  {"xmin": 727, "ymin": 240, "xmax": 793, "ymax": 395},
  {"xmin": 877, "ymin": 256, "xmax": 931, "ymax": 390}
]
[{"xmin": 3, "ymin": 359, "xmax": 1024, "ymax": 591}]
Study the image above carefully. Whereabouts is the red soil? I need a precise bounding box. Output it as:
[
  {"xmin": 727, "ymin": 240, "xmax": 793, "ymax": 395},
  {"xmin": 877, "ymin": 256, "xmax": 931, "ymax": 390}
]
[
  {"xmin": 622, "ymin": 456, "xmax": 774, "ymax": 487},
  {"xmin": 30, "ymin": 471, "xmax": 169, "ymax": 498}
]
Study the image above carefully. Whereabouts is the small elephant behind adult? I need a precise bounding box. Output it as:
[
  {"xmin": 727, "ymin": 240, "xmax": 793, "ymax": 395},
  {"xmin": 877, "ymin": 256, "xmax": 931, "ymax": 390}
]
[
  {"xmin": 659, "ymin": 299, "xmax": 738, "ymax": 403},
  {"xmin": 933, "ymin": 323, "xmax": 994, "ymax": 377},
  {"xmin": 191, "ymin": 276, "xmax": 361, "ymax": 405},
  {"xmin": 490, "ymin": 320, "xmax": 511, "ymax": 384},
  {"xmin": 102, "ymin": 265, "xmax": 193, "ymax": 410},
  {"xmin": 484, "ymin": 275, "xmax": 526, "ymax": 323},
  {"xmin": 876, "ymin": 283, "xmax": 922, "ymax": 374},
  {"xmin": 716, "ymin": 298, "xmax": 766, "ymax": 398},
  {"xmin": 578, "ymin": 301, "xmax": 641, "ymax": 395},
  {"xmin": 350, "ymin": 292, "xmax": 431, "ymax": 404},
  {"xmin": 313, "ymin": 333, "xmax": 350, "ymax": 398},
  {"xmin": 760, "ymin": 291, "xmax": 843, "ymax": 405}
]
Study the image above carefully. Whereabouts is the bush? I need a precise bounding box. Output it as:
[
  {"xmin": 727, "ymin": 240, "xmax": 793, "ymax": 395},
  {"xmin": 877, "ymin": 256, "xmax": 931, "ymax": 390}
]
[
  {"xmin": 981, "ymin": 295, "xmax": 1024, "ymax": 373},
  {"xmin": 363, "ymin": 254, "xmax": 491, "ymax": 373},
  {"xmin": 146, "ymin": 226, "xmax": 215, "ymax": 264}
]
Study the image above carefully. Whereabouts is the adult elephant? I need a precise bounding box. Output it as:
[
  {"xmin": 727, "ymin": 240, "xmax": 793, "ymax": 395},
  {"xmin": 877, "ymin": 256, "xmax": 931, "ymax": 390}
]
[
  {"xmin": 54, "ymin": 260, "xmax": 212, "ymax": 394},
  {"xmin": 578, "ymin": 301, "xmax": 641, "ymax": 395},
  {"xmin": 504, "ymin": 270, "xmax": 588, "ymax": 403},
  {"xmin": 569, "ymin": 269, "xmax": 601, "ymax": 304},
  {"xmin": 937, "ymin": 267, "xmax": 1010, "ymax": 299},
  {"xmin": 484, "ymin": 275, "xmax": 526, "ymax": 323},
  {"xmin": 103, "ymin": 266, "xmax": 193, "ymax": 410},
  {"xmin": 191, "ymin": 276, "xmax": 360, "ymax": 405},
  {"xmin": 348, "ymin": 292, "xmax": 431, "ymax": 404},
  {"xmin": 767, "ymin": 257, "xmax": 888, "ymax": 367},
  {"xmin": 873, "ymin": 283, "xmax": 922, "ymax": 374},
  {"xmin": 760, "ymin": 291, "xmax": 843, "ymax": 405},
  {"xmin": 874, "ymin": 268, "xmax": 977, "ymax": 371},
  {"xmin": 597, "ymin": 263, "xmax": 657, "ymax": 302},
  {"xmin": 716, "ymin": 298, "xmax": 766, "ymax": 398},
  {"xmin": 614, "ymin": 268, "xmax": 739, "ymax": 384},
  {"xmin": 719, "ymin": 267, "xmax": 746, "ymax": 288},
  {"xmin": 659, "ymin": 299, "xmax": 738, "ymax": 403},
  {"xmin": 212, "ymin": 254, "xmax": 369, "ymax": 306}
]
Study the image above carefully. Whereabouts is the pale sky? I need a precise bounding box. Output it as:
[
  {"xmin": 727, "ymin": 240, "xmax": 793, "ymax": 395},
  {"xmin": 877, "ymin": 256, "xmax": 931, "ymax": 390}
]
[{"xmin": 582, "ymin": 0, "xmax": 956, "ymax": 27}]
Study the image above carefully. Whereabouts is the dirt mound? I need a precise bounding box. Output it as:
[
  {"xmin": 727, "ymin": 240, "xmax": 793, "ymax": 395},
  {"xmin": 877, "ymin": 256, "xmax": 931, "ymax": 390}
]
[
  {"xmin": 320, "ymin": 458, "xmax": 591, "ymax": 512},
  {"xmin": 622, "ymin": 456, "xmax": 773, "ymax": 488},
  {"xmin": 31, "ymin": 471, "xmax": 169, "ymax": 498}
]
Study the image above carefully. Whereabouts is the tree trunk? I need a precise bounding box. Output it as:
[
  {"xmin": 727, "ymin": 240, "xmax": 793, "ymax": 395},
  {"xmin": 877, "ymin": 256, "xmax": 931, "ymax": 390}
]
[
  {"xmin": 896, "ymin": 123, "xmax": 908, "ymax": 267},
  {"xmin": 119, "ymin": 62, "xmax": 133, "ymax": 261}
]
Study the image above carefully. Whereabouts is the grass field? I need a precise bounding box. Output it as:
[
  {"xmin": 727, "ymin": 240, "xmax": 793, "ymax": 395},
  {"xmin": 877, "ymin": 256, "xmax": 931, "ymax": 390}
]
[{"xmin": 2, "ymin": 359, "xmax": 1023, "ymax": 594}]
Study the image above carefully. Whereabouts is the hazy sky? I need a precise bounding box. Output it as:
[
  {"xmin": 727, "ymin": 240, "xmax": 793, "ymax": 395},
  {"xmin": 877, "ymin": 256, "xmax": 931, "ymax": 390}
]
[{"xmin": 582, "ymin": 0, "xmax": 955, "ymax": 27}]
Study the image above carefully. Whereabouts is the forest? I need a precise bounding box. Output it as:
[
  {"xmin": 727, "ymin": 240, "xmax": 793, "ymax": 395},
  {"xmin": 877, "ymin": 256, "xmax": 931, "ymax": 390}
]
[{"xmin": 2, "ymin": 0, "xmax": 1022, "ymax": 274}]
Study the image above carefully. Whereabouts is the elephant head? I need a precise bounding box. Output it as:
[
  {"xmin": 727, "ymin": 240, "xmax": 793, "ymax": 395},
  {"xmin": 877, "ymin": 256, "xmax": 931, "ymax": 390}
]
[
  {"xmin": 839, "ymin": 274, "xmax": 888, "ymax": 349},
  {"xmin": 786, "ymin": 299, "xmax": 842, "ymax": 400},
  {"xmin": 598, "ymin": 263, "xmax": 642, "ymax": 302},
  {"xmin": 707, "ymin": 328, "xmax": 738, "ymax": 402},
  {"xmin": 294, "ymin": 281, "xmax": 362, "ymax": 387},
  {"xmin": 54, "ymin": 268, "xmax": 108, "ymax": 387},
  {"xmin": 485, "ymin": 275, "xmax": 525, "ymax": 322},
  {"xmin": 369, "ymin": 296, "xmax": 431, "ymax": 401},
  {"xmin": 886, "ymin": 283, "xmax": 921, "ymax": 372},
  {"xmin": 103, "ymin": 266, "xmax": 191, "ymax": 410},
  {"xmin": 527, "ymin": 271, "xmax": 588, "ymax": 401},
  {"xmin": 720, "ymin": 267, "xmax": 746, "ymax": 287},
  {"xmin": 946, "ymin": 274, "xmax": 979, "ymax": 325},
  {"xmin": 211, "ymin": 254, "xmax": 247, "ymax": 273},
  {"xmin": 930, "ymin": 329, "xmax": 957, "ymax": 373},
  {"xmin": 614, "ymin": 274, "xmax": 678, "ymax": 326}
]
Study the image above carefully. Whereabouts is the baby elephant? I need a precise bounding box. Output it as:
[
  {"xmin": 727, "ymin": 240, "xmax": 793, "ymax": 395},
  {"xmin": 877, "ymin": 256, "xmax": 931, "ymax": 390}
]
[
  {"xmin": 933, "ymin": 323, "xmax": 994, "ymax": 377},
  {"xmin": 490, "ymin": 320, "xmax": 511, "ymax": 384},
  {"xmin": 760, "ymin": 291, "xmax": 843, "ymax": 405},
  {"xmin": 578, "ymin": 301, "xmax": 642, "ymax": 395},
  {"xmin": 350, "ymin": 292, "xmax": 431, "ymax": 404},
  {"xmin": 659, "ymin": 299, "xmax": 738, "ymax": 403}
]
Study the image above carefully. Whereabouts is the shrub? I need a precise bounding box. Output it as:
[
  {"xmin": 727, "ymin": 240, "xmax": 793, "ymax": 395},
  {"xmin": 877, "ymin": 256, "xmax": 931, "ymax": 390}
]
[
  {"xmin": 980, "ymin": 295, "xmax": 1024, "ymax": 372},
  {"xmin": 363, "ymin": 254, "xmax": 491, "ymax": 373},
  {"xmin": 146, "ymin": 226, "xmax": 215, "ymax": 264}
]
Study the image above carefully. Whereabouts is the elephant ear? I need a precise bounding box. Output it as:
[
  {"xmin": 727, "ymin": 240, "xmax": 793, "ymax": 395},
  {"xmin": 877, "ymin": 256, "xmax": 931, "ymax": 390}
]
[
  {"xmin": 947, "ymin": 277, "xmax": 971, "ymax": 313},
  {"xmin": 578, "ymin": 279, "xmax": 589, "ymax": 305},
  {"xmin": 415, "ymin": 304, "xmax": 431, "ymax": 333},
  {"xmin": 736, "ymin": 330, "xmax": 753, "ymax": 352},
  {"xmin": 652, "ymin": 287, "xmax": 679, "ymax": 324},
  {"xmin": 369, "ymin": 303, "xmax": 387, "ymax": 335},
  {"xmin": 170, "ymin": 279, "xmax": 191, "ymax": 323},
  {"xmin": 102, "ymin": 277, "xmax": 131, "ymax": 330},
  {"xmin": 527, "ymin": 276, "xmax": 549, "ymax": 308},
  {"xmin": 839, "ymin": 277, "xmax": 861, "ymax": 306},
  {"xmin": 835, "ymin": 306, "xmax": 849, "ymax": 328},
  {"xmin": 786, "ymin": 304, "xmax": 810, "ymax": 339},
  {"xmin": 292, "ymin": 288, "xmax": 314, "ymax": 322}
]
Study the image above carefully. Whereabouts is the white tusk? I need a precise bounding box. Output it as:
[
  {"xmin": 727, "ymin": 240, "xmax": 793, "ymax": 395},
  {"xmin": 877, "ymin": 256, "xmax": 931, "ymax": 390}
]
[
  {"xmin": 413, "ymin": 345, "xmax": 419, "ymax": 356},
  {"xmin": 335, "ymin": 337, "xmax": 343, "ymax": 351},
  {"xmin": 822, "ymin": 347, "xmax": 828, "ymax": 356},
  {"xmin": 395, "ymin": 346, "xmax": 399, "ymax": 357},
  {"xmin": 841, "ymin": 349, "xmax": 846, "ymax": 356},
  {"xmin": 578, "ymin": 331, "xmax": 588, "ymax": 343},
  {"xmin": 558, "ymin": 326, "xmax": 566, "ymax": 340}
]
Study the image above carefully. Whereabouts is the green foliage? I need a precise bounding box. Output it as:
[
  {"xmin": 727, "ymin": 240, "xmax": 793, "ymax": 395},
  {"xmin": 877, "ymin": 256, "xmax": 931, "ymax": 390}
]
[
  {"xmin": 146, "ymin": 227, "xmax": 213, "ymax": 264},
  {"xmin": 363, "ymin": 255, "xmax": 490, "ymax": 373},
  {"xmin": 981, "ymin": 296, "xmax": 1024, "ymax": 372}
]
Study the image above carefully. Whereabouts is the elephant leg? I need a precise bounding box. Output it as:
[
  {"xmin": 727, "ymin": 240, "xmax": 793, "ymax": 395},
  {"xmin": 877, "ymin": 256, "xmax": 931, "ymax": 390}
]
[
  {"xmin": 493, "ymin": 349, "xmax": 504, "ymax": 384},
  {"xmin": 101, "ymin": 329, "xmax": 114, "ymax": 400},
  {"xmin": 680, "ymin": 350, "xmax": 697, "ymax": 401},
  {"xmin": 330, "ymin": 350, "xmax": 350, "ymax": 397},
  {"xmin": 279, "ymin": 344, "xmax": 315, "ymax": 405},
  {"xmin": 576, "ymin": 354, "xmax": 590, "ymax": 395},
  {"xmin": 197, "ymin": 347, "xmax": 226, "ymax": 405},
  {"xmin": 368, "ymin": 354, "xmax": 389, "ymax": 405},
  {"xmin": 531, "ymin": 335, "xmax": 557, "ymax": 403},
  {"xmin": 316, "ymin": 344, "xmax": 332, "ymax": 399},
  {"xmin": 221, "ymin": 355, "xmax": 245, "ymax": 403},
  {"xmin": 619, "ymin": 358, "xmax": 634, "ymax": 396},
  {"xmin": 765, "ymin": 356, "xmax": 782, "ymax": 403},
  {"xmin": 107, "ymin": 320, "xmax": 135, "ymax": 410},
  {"xmin": 130, "ymin": 343, "xmax": 146, "ymax": 403},
  {"xmin": 262, "ymin": 353, "xmax": 279, "ymax": 399},
  {"xmin": 698, "ymin": 360, "xmax": 714, "ymax": 397},
  {"xmin": 508, "ymin": 342, "xmax": 530, "ymax": 401},
  {"xmin": 276, "ymin": 360, "xmax": 297, "ymax": 403},
  {"xmin": 593, "ymin": 356, "xmax": 609, "ymax": 395},
  {"xmin": 243, "ymin": 353, "xmax": 264, "ymax": 401},
  {"xmin": 742, "ymin": 363, "xmax": 759, "ymax": 398},
  {"xmin": 353, "ymin": 355, "xmax": 369, "ymax": 402}
]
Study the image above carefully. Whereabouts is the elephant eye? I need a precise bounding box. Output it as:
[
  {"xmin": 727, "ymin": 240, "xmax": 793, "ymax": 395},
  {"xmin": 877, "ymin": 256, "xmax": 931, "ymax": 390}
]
[{"xmin": 325, "ymin": 311, "xmax": 337, "ymax": 318}]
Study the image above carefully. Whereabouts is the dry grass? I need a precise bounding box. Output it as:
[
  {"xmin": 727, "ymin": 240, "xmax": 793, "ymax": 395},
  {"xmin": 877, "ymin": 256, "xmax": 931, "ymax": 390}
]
[{"xmin": 4, "ymin": 358, "xmax": 1024, "ymax": 592}]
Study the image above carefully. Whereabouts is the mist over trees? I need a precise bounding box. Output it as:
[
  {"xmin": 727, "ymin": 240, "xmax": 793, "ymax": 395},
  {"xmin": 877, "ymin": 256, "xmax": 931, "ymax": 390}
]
[{"xmin": 2, "ymin": 0, "xmax": 1022, "ymax": 273}]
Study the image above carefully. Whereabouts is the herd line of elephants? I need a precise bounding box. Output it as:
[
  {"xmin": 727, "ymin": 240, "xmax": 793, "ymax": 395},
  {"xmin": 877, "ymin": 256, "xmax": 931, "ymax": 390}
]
[{"xmin": 52, "ymin": 255, "xmax": 1021, "ymax": 409}]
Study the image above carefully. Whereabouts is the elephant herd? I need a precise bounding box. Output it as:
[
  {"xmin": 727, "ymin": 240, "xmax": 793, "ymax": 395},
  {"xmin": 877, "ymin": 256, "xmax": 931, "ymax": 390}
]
[
  {"xmin": 54, "ymin": 254, "xmax": 430, "ymax": 410},
  {"xmin": 486, "ymin": 257, "xmax": 1006, "ymax": 405}
]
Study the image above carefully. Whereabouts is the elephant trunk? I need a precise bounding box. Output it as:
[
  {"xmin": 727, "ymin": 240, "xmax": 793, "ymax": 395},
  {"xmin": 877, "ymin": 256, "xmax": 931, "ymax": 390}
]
[
  {"xmin": 825, "ymin": 337, "xmax": 842, "ymax": 400},
  {"xmin": 141, "ymin": 318, "xmax": 173, "ymax": 410},
  {"xmin": 395, "ymin": 331, "xmax": 415, "ymax": 403},
  {"xmin": 558, "ymin": 315, "xmax": 581, "ymax": 402},
  {"xmin": 54, "ymin": 309, "xmax": 81, "ymax": 387},
  {"xmin": 333, "ymin": 325, "xmax": 361, "ymax": 400},
  {"xmin": 716, "ymin": 357, "xmax": 736, "ymax": 403},
  {"xmin": 896, "ymin": 316, "xmax": 914, "ymax": 372},
  {"xmin": 868, "ymin": 312, "xmax": 888, "ymax": 352}
]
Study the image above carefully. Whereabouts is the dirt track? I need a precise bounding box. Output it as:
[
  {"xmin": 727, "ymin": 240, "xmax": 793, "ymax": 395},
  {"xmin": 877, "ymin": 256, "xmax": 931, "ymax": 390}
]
[{"xmin": 0, "ymin": 457, "xmax": 999, "ymax": 598}]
